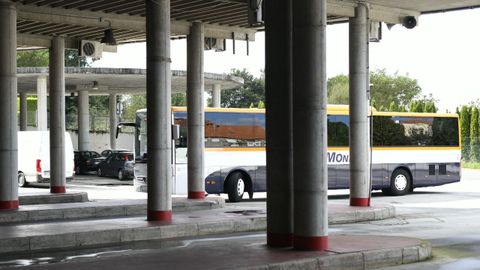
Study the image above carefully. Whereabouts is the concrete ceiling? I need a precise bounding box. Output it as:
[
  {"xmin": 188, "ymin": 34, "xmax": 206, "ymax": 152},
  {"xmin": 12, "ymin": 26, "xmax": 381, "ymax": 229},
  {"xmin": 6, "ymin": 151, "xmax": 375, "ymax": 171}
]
[
  {"xmin": 12, "ymin": 0, "xmax": 480, "ymax": 49},
  {"xmin": 17, "ymin": 67, "xmax": 244, "ymax": 95}
]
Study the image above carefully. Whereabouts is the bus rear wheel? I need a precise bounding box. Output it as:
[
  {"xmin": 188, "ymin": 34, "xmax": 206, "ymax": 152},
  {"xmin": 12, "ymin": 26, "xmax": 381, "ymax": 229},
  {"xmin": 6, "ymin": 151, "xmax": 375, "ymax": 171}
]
[
  {"xmin": 387, "ymin": 168, "xmax": 411, "ymax": 196},
  {"xmin": 226, "ymin": 172, "xmax": 246, "ymax": 202}
]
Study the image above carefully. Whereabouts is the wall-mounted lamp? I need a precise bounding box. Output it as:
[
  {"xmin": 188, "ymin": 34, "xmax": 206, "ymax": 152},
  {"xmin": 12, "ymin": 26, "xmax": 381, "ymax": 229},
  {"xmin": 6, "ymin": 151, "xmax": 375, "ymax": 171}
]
[
  {"xmin": 101, "ymin": 28, "xmax": 117, "ymax": 45},
  {"xmin": 92, "ymin": 81, "xmax": 99, "ymax": 90}
]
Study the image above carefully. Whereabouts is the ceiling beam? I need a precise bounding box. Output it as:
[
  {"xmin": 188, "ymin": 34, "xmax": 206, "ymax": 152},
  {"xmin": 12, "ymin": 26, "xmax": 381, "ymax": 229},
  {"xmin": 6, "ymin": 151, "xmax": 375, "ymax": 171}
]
[{"xmin": 15, "ymin": 3, "xmax": 257, "ymax": 44}]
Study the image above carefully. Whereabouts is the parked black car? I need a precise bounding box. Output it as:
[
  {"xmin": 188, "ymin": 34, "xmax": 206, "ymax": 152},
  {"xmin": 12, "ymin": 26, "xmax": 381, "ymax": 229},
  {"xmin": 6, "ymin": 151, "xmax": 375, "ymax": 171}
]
[
  {"xmin": 74, "ymin": 151, "xmax": 102, "ymax": 174},
  {"xmin": 96, "ymin": 152, "xmax": 134, "ymax": 180}
]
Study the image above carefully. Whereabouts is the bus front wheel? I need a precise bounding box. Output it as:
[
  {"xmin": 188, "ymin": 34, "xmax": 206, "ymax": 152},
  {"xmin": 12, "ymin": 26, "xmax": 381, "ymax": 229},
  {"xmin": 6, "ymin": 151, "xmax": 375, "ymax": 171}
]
[
  {"xmin": 387, "ymin": 168, "xmax": 411, "ymax": 196},
  {"xmin": 18, "ymin": 172, "xmax": 27, "ymax": 187},
  {"xmin": 226, "ymin": 172, "xmax": 246, "ymax": 202}
]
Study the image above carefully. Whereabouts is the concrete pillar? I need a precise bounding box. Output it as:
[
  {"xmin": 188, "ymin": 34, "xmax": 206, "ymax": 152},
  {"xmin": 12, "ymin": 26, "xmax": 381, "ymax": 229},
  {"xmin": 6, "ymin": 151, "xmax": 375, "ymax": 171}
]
[
  {"xmin": 0, "ymin": 0, "xmax": 18, "ymax": 210},
  {"xmin": 349, "ymin": 3, "xmax": 371, "ymax": 207},
  {"xmin": 77, "ymin": 90, "xmax": 90, "ymax": 151},
  {"xmin": 36, "ymin": 75, "xmax": 48, "ymax": 131},
  {"xmin": 19, "ymin": 93, "xmax": 28, "ymax": 131},
  {"xmin": 265, "ymin": 0, "xmax": 293, "ymax": 247},
  {"xmin": 212, "ymin": 84, "xmax": 221, "ymax": 108},
  {"xmin": 109, "ymin": 93, "xmax": 117, "ymax": 150},
  {"xmin": 292, "ymin": 0, "xmax": 328, "ymax": 250},
  {"xmin": 187, "ymin": 22, "xmax": 205, "ymax": 199},
  {"xmin": 49, "ymin": 36, "xmax": 66, "ymax": 194},
  {"xmin": 146, "ymin": 0, "xmax": 172, "ymax": 221}
]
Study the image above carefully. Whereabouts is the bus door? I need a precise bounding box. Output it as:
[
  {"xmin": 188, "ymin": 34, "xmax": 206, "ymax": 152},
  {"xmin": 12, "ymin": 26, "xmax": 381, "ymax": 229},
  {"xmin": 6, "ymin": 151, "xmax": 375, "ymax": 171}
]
[
  {"xmin": 174, "ymin": 147, "xmax": 188, "ymax": 194},
  {"xmin": 172, "ymin": 122, "xmax": 188, "ymax": 195}
]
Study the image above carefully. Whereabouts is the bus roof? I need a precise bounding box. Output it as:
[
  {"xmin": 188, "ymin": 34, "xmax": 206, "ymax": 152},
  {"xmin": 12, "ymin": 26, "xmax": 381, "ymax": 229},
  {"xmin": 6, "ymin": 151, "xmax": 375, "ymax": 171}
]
[{"xmin": 137, "ymin": 105, "xmax": 458, "ymax": 118}]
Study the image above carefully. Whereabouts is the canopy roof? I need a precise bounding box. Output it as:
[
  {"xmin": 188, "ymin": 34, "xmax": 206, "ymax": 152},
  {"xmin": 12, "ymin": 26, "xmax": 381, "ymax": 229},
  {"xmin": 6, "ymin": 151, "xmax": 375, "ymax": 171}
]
[{"xmin": 12, "ymin": 0, "xmax": 480, "ymax": 48}]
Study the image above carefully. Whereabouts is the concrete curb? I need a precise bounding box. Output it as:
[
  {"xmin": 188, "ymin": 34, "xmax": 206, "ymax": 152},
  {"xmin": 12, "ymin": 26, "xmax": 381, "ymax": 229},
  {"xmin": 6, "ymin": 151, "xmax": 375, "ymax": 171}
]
[
  {"xmin": 239, "ymin": 241, "xmax": 432, "ymax": 270},
  {"xmin": 0, "ymin": 216, "xmax": 267, "ymax": 254},
  {"xmin": 0, "ymin": 201, "xmax": 394, "ymax": 225},
  {"xmin": 0, "ymin": 204, "xmax": 397, "ymax": 255},
  {"xmin": 19, "ymin": 192, "xmax": 89, "ymax": 205},
  {"xmin": 0, "ymin": 197, "xmax": 225, "ymax": 224},
  {"xmin": 329, "ymin": 204, "xmax": 396, "ymax": 224}
]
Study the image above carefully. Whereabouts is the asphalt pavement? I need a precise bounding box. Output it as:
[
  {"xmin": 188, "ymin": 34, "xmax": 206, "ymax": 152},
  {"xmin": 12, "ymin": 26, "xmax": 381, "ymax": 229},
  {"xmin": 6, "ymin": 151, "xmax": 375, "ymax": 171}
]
[{"xmin": 0, "ymin": 185, "xmax": 430, "ymax": 270}]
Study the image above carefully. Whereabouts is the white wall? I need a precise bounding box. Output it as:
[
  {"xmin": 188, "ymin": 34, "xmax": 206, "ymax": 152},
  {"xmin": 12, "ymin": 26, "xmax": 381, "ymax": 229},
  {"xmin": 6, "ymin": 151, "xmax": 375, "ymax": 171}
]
[{"xmin": 68, "ymin": 132, "xmax": 134, "ymax": 152}]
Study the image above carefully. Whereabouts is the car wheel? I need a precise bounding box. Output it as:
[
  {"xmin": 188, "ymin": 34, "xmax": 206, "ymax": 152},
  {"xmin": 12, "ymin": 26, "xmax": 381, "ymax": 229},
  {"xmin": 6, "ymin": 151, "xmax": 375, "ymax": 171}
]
[
  {"xmin": 388, "ymin": 168, "xmax": 411, "ymax": 196},
  {"xmin": 18, "ymin": 172, "xmax": 27, "ymax": 187},
  {"xmin": 97, "ymin": 168, "xmax": 103, "ymax": 177},
  {"xmin": 226, "ymin": 172, "xmax": 246, "ymax": 202},
  {"xmin": 118, "ymin": 169, "xmax": 124, "ymax": 181}
]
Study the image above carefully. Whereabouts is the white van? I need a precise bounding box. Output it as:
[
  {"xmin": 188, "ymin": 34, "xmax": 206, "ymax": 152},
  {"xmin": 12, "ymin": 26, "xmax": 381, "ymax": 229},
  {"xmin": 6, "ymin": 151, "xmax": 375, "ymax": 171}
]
[{"xmin": 17, "ymin": 131, "xmax": 75, "ymax": 186}]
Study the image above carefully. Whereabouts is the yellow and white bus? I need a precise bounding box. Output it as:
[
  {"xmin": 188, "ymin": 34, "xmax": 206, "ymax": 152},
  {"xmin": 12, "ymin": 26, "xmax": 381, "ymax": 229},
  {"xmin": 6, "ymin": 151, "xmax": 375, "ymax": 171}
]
[{"xmin": 132, "ymin": 105, "xmax": 460, "ymax": 202}]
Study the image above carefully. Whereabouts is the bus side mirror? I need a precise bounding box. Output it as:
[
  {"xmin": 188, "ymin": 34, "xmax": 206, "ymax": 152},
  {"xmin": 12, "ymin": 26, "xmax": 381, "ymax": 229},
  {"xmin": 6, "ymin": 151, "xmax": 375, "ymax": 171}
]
[
  {"xmin": 116, "ymin": 125, "xmax": 121, "ymax": 139},
  {"xmin": 172, "ymin": 124, "xmax": 180, "ymax": 140},
  {"xmin": 116, "ymin": 122, "xmax": 136, "ymax": 139}
]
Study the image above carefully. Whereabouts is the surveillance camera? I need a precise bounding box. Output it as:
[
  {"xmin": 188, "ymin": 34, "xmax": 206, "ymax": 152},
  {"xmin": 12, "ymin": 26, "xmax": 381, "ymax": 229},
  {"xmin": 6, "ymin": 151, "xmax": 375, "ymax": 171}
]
[{"xmin": 402, "ymin": 16, "xmax": 417, "ymax": 29}]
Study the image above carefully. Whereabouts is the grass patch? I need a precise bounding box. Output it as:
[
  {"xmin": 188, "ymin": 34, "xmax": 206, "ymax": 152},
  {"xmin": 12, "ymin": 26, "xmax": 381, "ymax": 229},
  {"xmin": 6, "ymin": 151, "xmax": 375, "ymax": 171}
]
[{"xmin": 461, "ymin": 161, "xmax": 480, "ymax": 169}]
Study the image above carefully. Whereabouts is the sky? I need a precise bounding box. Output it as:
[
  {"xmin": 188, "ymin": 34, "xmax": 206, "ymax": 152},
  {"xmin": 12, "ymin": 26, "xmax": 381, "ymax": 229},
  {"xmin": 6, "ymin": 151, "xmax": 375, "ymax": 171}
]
[{"xmin": 92, "ymin": 8, "xmax": 480, "ymax": 112}]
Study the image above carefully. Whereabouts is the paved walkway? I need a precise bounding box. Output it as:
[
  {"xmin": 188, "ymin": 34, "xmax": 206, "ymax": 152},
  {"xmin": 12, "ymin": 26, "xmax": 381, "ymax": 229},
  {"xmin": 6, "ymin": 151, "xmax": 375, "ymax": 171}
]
[{"xmin": 0, "ymin": 193, "xmax": 431, "ymax": 269}]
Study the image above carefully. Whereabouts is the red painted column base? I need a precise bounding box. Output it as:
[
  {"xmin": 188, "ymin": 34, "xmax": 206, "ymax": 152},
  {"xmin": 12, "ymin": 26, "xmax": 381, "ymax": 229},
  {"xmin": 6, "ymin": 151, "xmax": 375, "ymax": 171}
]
[
  {"xmin": 148, "ymin": 210, "xmax": 172, "ymax": 221},
  {"xmin": 267, "ymin": 232, "xmax": 293, "ymax": 247},
  {"xmin": 0, "ymin": 200, "xmax": 19, "ymax": 210},
  {"xmin": 51, "ymin": 186, "xmax": 66, "ymax": 193},
  {"xmin": 188, "ymin": 191, "xmax": 205, "ymax": 199},
  {"xmin": 350, "ymin": 197, "xmax": 371, "ymax": 207},
  {"xmin": 293, "ymin": 235, "xmax": 328, "ymax": 251}
]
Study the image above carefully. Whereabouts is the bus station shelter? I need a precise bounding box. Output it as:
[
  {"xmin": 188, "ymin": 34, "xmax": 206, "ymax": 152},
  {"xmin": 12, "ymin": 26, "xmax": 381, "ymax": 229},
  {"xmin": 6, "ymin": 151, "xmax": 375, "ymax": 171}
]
[{"xmin": 0, "ymin": 0, "xmax": 479, "ymax": 254}]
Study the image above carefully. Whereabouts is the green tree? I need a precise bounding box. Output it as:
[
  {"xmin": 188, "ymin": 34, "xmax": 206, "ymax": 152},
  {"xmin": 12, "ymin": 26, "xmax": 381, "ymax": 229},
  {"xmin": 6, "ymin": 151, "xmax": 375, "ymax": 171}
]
[
  {"xmin": 327, "ymin": 74, "xmax": 349, "ymax": 104},
  {"xmin": 370, "ymin": 69, "xmax": 422, "ymax": 111},
  {"xmin": 388, "ymin": 101, "xmax": 398, "ymax": 112},
  {"xmin": 17, "ymin": 49, "xmax": 90, "ymax": 67},
  {"xmin": 17, "ymin": 50, "xmax": 49, "ymax": 67},
  {"xmin": 470, "ymin": 107, "xmax": 480, "ymax": 162},
  {"xmin": 409, "ymin": 100, "xmax": 422, "ymax": 112},
  {"xmin": 326, "ymin": 70, "xmax": 424, "ymax": 111},
  {"xmin": 424, "ymin": 101, "xmax": 437, "ymax": 113},
  {"xmin": 460, "ymin": 106, "xmax": 471, "ymax": 161},
  {"xmin": 121, "ymin": 93, "xmax": 190, "ymax": 121},
  {"xmin": 65, "ymin": 49, "xmax": 90, "ymax": 67},
  {"xmin": 172, "ymin": 93, "xmax": 186, "ymax": 106},
  {"xmin": 408, "ymin": 95, "xmax": 438, "ymax": 113},
  {"xmin": 122, "ymin": 95, "xmax": 146, "ymax": 121},
  {"xmin": 220, "ymin": 69, "xmax": 264, "ymax": 108}
]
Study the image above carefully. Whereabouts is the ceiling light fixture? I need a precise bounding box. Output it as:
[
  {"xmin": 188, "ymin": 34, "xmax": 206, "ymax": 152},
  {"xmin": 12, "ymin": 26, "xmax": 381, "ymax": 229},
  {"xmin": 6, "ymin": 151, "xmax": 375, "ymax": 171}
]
[{"xmin": 101, "ymin": 28, "xmax": 117, "ymax": 45}]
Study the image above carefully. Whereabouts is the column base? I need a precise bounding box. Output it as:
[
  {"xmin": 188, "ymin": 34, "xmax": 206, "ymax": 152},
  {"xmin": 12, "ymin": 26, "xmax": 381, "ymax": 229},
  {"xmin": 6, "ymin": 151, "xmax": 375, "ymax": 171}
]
[
  {"xmin": 267, "ymin": 232, "xmax": 293, "ymax": 247},
  {"xmin": 148, "ymin": 210, "xmax": 172, "ymax": 221},
  {"xmin": 350, "ymin": 197, "xmax": 371, "ymax": 207},
  {"xmin": 0, "ymin": 200, "xmax": 19, "ymax": 210},
  {"xmin": 51, "ymin": 186, "xmax": 66, "ymax": 193},
  {"xmin": 293, "ymin": 235, "xmax": 328, "ymax": 251},
  {"xmin": 188, "ymin": 191, "xmax": 205, "ymax": 199}
]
